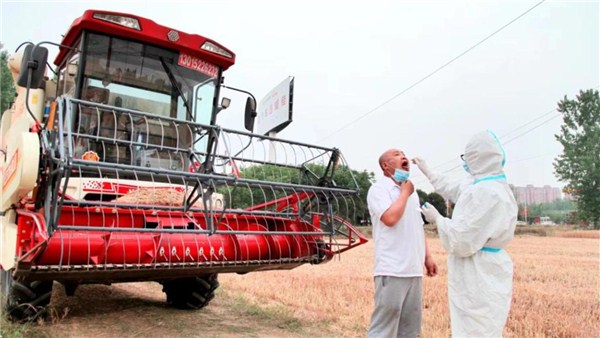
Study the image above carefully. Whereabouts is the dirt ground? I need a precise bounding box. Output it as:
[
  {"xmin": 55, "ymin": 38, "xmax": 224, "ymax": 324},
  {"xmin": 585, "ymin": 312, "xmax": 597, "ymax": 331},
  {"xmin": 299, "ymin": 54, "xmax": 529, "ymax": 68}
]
[{"xmin": 1, "ymin": 281, "xmax": 334, "ymax": 338}]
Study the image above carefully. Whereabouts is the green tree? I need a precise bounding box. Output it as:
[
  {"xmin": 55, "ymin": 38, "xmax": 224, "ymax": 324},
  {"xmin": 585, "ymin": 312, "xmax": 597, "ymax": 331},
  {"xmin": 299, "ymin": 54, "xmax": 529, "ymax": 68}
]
[
  {"xmin": 553, "ymin": 89, "xmax": 600, "ymax": 228},
  {"xmin": 426, "ymin": 192, "xmax": 447, "ymax": 217},
  {"xmin": 416, "ymin": 189, "xmax": 428, "ymax": 206},
  {"xmin": 218, "ymin": 164, "xmax": 374, "ymax": 225},
  {"xmin": 521, "ymin": 200, "xmax": 576, "ymax": 224},
  {"xmin": 327, "ymin": 165, "xmax": 375, "ymax": 224},
  {"xmin": 1, "ymin": 48, "xmax": 16, "ymax": 113},
  {"xmin": 415, "ymin": 189, "xmax": 447, "ymax": 221}
]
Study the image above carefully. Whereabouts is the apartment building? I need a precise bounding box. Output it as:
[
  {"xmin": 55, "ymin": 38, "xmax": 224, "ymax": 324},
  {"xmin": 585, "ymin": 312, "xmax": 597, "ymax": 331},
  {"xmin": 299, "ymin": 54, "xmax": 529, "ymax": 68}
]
[{"xmin": 510, "ymin": 184, "xmax": 563, "ymax": 205}]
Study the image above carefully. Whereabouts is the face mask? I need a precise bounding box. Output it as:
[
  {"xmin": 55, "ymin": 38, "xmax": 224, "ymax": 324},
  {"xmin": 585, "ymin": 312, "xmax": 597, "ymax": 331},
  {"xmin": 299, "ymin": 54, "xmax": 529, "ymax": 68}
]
[
  {"xmin": 393, "ymin": 168, "xmax": 410, "ymax": 183},
  {"xmin": 462, "ymin": 162, "xmax": 471, "ymax": 174}
]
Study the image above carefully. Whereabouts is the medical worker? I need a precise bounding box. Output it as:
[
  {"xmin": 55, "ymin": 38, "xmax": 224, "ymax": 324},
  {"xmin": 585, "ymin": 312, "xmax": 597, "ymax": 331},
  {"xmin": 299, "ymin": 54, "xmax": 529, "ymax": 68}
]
[{"xmin": 413, "ymin": 130, "xmax": 518, "ymax": 337}]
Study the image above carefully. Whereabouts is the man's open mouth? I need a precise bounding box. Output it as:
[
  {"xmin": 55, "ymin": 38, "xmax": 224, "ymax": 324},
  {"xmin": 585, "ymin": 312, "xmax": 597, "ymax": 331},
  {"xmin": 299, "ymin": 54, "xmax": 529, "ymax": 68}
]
[{"xmin": 401, "ymin": 159, "xmax": 410, "ymax": 170}]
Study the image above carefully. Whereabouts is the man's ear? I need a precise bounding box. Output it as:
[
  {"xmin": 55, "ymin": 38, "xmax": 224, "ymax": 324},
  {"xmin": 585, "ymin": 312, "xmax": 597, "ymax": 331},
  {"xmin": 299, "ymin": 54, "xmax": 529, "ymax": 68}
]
[{"xmin": 381, "ymin": 161, "xmax": 389, "ymax": 175}]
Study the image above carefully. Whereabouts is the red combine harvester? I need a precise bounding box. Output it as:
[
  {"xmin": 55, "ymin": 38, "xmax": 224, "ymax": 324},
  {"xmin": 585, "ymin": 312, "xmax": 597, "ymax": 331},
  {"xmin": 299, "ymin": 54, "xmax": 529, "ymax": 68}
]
[{"xmin": 0, "ymin": 10, "xmax": 367, "ymax": 321}]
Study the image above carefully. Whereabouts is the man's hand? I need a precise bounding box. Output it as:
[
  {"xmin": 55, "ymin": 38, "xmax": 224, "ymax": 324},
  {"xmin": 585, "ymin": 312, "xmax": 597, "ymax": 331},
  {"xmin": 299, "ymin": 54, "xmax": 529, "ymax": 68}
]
[
  {"xmin": 400, "ymin": 179, "xmax": 414, "ymax": 196},
  {"xmin": 420, "ymin": 202, "xmax": 442, "ymax": 224},
  {"xmin": 380, "ymin": 180, "xmax": 414, "ymax": 227},
  {"xmin": 425, "ymin": 255, "xmax": 438, "ymax": 277},
  {"xmin": 412, "ymin": 157, "xmax": 436, "ymax": 181}
]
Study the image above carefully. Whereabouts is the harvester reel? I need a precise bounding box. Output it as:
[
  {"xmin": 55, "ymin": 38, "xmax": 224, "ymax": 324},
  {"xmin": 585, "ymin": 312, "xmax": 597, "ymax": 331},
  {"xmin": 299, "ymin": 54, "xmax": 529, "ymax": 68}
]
[
  {"xmin": 0, "ymin": 268, "xmax": 53, "ymax": 322},
  {"xmin": 161, "ymin": 274, "xmax": 219, "ymax": 309}
]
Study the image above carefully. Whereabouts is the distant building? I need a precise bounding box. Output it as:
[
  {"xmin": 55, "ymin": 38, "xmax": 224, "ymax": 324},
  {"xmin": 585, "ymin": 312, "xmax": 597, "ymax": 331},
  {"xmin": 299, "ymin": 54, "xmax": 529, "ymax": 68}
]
[{"xmin": 509, "ymin": 184, "xmax": 563, "ymax": 205}]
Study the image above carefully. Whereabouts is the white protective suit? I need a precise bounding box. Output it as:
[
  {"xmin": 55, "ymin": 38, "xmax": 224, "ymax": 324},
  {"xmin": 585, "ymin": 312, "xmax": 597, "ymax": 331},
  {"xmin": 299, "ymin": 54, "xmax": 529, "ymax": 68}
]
[{"xmin": 427, "ymin": 131, "xmax": 518, "ymax": 337}]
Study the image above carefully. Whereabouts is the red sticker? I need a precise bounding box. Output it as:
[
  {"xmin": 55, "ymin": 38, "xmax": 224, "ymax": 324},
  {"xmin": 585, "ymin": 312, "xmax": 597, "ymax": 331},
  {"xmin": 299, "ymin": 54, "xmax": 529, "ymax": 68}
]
[{"xmin": 178, "ymin": 53, "xmax": 219, "ymax": 78}]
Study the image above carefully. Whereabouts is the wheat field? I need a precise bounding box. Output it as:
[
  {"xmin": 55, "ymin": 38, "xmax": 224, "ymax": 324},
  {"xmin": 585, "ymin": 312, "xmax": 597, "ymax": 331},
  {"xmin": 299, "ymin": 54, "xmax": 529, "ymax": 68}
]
[{"xmin": 221, "ymin": 233, "xmax": 600, "ymax": 337}]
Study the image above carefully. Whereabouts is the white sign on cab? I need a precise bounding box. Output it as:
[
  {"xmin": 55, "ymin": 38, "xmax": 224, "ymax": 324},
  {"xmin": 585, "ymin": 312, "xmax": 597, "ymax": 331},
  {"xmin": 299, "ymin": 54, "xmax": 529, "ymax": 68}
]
[{"xmin": 256, "ymin": 76, "xmax": 294, "ymax": 136}]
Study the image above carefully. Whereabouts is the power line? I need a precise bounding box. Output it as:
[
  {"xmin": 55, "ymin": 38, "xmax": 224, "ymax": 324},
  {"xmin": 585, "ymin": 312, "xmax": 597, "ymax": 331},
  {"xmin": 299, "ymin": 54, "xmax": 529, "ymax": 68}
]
[
  {"xmin": 412, "ymin": 111, "xmax": 562, "ymax": 186},
  {"xmin": 407, "ymin": 85, "xmax": 598, "ymax": 178},
  {"xmin": 498, "ymin": 108, "xmax": 557, "ymax": 139},
  {"xmin": 414, "ymin": 150, "xmax": 558, "ymax": 186},
  {"xmin": 502, "ymin": 113, "xmax": 561, "ymax": 145},
  {"xmin": 319, "ymin": 0, "xmax": 547, "ymax": 141},
  {"xmin": 417, "ymin": 149, "xmax": 550, "ymax": 189},
  {"xmin": 418, "ymin": 106, "xmax": 561, "ymax": 173},
  {"xmin": 510, "ymin": 152, "xmax": 556, "ymax": 164}
]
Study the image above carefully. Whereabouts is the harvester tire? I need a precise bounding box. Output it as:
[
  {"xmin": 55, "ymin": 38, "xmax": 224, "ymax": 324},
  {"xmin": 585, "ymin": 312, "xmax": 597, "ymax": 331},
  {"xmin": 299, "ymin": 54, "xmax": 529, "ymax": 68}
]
[
  {"xmin": 0, "ymin": 268, "xmax": 53, "ymax": 322},
  {"xmin": 162, "ymin": 274, "xmax": 219, "ymax": 309}
]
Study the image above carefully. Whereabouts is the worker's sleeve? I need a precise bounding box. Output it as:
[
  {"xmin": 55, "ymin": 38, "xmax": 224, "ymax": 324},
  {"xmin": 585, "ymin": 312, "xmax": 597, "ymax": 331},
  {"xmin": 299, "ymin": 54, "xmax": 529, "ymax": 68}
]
[
  {"xmin": 367, "ymin": 185, "xmax": 392, "ymax": 224},
  {"xmin": 436, "ymin": 187, "xmax": 505, "ymax": 257},
  {"xmin": 430, "ymin": 174, "xmax": 474, "ymax": 204}
]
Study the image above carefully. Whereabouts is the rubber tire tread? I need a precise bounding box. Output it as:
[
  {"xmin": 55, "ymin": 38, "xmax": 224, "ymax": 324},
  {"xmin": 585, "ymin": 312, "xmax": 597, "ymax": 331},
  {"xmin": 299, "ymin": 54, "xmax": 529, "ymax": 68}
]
[
  {"xmin": 1, "ymin": 270, "xmax": 53, "ymax": 322},
  {"xmin": 162, "ymin": 274, "xmax": 219, "ymax": 310}
]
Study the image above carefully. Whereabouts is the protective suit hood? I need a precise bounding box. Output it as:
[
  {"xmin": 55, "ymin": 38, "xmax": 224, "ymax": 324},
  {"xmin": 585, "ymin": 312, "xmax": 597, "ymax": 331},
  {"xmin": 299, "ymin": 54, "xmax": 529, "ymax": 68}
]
[{"xmin": 463, "ymin": 130, "xmax": 505, "ymax": 178}]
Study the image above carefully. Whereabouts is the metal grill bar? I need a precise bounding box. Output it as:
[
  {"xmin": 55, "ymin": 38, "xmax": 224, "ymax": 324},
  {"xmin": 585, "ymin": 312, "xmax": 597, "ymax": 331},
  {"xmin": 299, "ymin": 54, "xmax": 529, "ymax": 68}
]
[
  {"xmin": 67, "ymin": 159, "xmax": 357, "ymax": 194},
  {"xmin": 56, "ymin": 225, "xmax": 329, "ymax": 236}
]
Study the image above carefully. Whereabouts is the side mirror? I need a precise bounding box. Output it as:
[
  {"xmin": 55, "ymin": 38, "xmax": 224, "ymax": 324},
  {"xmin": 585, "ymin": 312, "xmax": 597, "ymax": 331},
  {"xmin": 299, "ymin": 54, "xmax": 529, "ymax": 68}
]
[
  {"xmin": 244, "ymin": 97, "xmax": 257, "ymax": 132},
  {"xmin": 17, "ymin": 45, "xmax": 48, "ymax": 89}
]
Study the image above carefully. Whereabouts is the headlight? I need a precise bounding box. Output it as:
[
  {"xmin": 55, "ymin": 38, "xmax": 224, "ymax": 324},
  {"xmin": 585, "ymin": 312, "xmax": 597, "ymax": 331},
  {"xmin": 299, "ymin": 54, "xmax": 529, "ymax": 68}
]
[
  {"xmin": 93, "ymin": 13, "xmax": 141, "ymax": 30},
  {"xmin": 201, "ymin": 41, "xmax": 233, "ymax": 58}
]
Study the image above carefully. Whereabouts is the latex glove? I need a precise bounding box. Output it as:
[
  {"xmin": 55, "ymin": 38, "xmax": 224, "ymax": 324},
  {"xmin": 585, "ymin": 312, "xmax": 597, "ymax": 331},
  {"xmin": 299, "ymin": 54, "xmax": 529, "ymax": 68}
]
[
  {"xmin": 412, "ymin": 157, "xmax": 436, "ymax": 181},
  {"xmin": 420, "ymin": 202, "xmax": 442, "ymax": 224}
]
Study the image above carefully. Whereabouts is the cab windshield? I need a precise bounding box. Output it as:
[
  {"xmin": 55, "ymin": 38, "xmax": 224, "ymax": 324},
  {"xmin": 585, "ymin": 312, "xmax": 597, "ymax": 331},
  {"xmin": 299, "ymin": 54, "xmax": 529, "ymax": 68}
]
[
  {"xmin": 81, "ymin": 32, "xmax": 218, "ymax": 125},
  {"xmin": 68, "ymin": 32, "xmax": 219, "ymax": 171}
]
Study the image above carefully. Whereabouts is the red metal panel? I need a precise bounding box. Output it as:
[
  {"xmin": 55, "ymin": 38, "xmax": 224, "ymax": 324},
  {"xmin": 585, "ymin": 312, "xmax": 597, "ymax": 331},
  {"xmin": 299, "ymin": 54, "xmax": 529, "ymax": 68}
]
[{"xmin": 36, "ymin": 231, "xmax": 108, "ymax": 265}]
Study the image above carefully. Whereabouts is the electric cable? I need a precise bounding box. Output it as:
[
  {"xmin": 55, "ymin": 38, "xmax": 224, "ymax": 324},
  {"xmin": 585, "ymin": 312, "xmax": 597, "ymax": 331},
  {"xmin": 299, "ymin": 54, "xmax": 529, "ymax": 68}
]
[
  {"xmin": 412, "ymin": 110, "xmax": 563, "ymax": 186},
  {"xmin": 319, "ymin": 0, "xmax": 547, "ymax": 141},
  {"xmin": 498, "ymin": 108, "xmax": 557, "ymax": 139}
]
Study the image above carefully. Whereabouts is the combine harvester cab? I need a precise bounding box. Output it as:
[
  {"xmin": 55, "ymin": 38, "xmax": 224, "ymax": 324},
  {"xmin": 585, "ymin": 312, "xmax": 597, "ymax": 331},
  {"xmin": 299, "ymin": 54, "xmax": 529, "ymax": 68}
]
[{"xmin": 0, "ymin": 10, "xmax": 367, "ymax": 321}]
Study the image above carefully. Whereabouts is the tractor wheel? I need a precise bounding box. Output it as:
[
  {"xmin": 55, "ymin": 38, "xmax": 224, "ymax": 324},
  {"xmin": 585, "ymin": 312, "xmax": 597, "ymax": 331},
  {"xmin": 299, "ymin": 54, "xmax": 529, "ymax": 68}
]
[
  {"xmin": 0, "ymin": 268, "xmax": 53, "ymax": 322},
  {"xmin": 161, "ymin": 274, "xmax": 219, "ymax": 309}
]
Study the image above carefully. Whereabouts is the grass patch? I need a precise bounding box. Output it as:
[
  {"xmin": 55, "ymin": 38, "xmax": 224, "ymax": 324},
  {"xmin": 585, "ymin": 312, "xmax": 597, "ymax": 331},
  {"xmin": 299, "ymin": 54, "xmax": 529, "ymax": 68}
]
[
  {"xmin": 514, "ymin": 226, "xmax": 599, "ymax": 237},
  {"xmin": 555, "ymin": 230, "xmax": 600, "ymax": 239},
  {"xmin": 515, "ymin": 226, "xmax": 552, "ymax": 237},
  {"xmin": 0, "ymin": 317, "xmax": 46, "ymax": 338},
  {"xmin": 227, "ymin": 292, "xmax": 304, "ymax": 333},
  {"xmin": 355, "ymin": 226, "xmax": 372, "ymax": 237},
  {"xmin": 220, "ymin": 288, "xmax": 340, "ymax": 335}
]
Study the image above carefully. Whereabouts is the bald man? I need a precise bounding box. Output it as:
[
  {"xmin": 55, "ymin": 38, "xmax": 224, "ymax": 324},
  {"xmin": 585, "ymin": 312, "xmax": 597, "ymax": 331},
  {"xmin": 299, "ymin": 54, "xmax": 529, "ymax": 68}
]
[{"xmin": 367, "ymin": 149, "xmax": 437, "ymax": 338}]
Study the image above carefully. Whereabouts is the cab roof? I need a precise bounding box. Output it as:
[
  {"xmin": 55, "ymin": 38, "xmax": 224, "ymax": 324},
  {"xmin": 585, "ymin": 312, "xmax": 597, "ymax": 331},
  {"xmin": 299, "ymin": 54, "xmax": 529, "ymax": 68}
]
[{"xmin": 54, "ymin": 9, "xmax": 236, "ymax": 70}]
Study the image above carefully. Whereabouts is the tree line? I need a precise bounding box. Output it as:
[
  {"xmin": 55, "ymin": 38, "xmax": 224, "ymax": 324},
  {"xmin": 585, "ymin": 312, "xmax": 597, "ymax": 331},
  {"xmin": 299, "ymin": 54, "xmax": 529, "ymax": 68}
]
[
  {"xmin": 1, "ymin": 48, "xmax": 15, "ymax": 113},
  {"xmin": 518, "ymin": 199, "xmax": 576, "ymax": 225}
]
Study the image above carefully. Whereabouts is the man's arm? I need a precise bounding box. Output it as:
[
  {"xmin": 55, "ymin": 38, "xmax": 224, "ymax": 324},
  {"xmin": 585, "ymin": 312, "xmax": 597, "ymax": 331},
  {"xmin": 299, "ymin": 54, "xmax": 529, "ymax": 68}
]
[
  {"xmin": 413, "ymin": 157, "xmax": 472, "ymax": 203},
  {"xmin": 380, "ymin": 180, "xmax": 414, "ymax": 227}
]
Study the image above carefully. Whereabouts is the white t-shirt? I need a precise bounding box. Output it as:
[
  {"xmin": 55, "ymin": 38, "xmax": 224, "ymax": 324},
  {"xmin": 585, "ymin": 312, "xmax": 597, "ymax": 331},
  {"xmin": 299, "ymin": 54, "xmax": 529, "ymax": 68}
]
[{"xmin": 367, "ymin": 176, "xmax": 425, "ymax": 277}]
